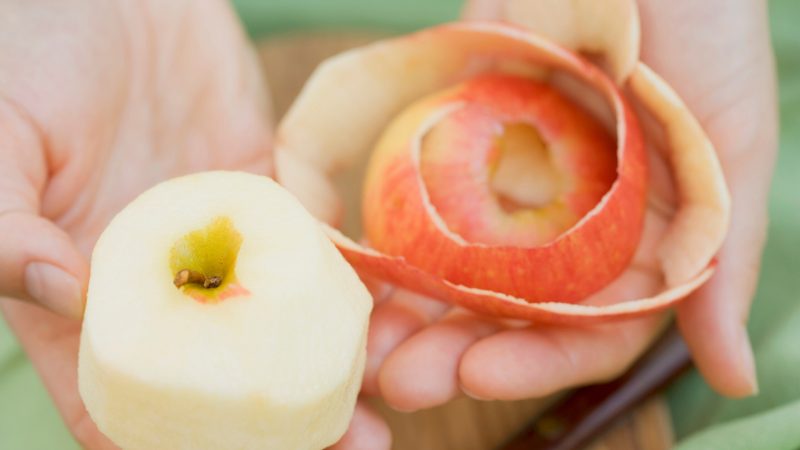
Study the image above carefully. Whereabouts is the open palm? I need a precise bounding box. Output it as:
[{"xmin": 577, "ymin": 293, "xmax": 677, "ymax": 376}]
[{"xmin": 0, "ymin": 0, "xmax": 271, "ymax": 447}]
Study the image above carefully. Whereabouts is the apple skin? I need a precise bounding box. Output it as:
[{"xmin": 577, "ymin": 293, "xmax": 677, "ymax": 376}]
[
  {"xmin": 79, "ymin": 171, "xmax": 372, "ymax": 450},
  {"xmin": 417, "ymin": 75, "xmax": 619, "ymax": 247},
  {"xmin": 326, "ymin": 226, "xmax": 713, "ymax": 325},
  {"xmin": 275, "ymin": 22, "xmax": 730, "ymax": 324},
  {"xmin": 362, "ymin": 74, "xmax": 647, "ymax": 303}
]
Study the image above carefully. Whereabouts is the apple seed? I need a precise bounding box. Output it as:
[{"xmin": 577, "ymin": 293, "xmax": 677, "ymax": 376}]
[{"xmin": 173, "ymin": 269, "xmax": 222, "ymax": 289}]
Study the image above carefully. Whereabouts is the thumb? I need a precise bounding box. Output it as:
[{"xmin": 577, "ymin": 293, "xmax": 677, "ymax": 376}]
[
  {"xmin": 0, "ymin": 100, "xmax": 87, "ymax": 318},
  {"xmin": 677, "ymin": 164, "xmax": 773, "ymax": 398}
]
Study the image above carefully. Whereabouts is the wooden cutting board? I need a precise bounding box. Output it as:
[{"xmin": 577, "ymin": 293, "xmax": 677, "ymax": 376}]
[{"xmin": 257, "ymin": 31, "xmax": 674, "ymax": 450}]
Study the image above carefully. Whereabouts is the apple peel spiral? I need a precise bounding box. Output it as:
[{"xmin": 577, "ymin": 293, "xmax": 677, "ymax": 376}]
[{"xmin": 275, "ymin": 4, "xmax": 729, "ymax": 325}]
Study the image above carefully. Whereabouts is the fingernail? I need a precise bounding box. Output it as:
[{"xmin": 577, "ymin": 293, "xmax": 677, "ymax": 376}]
[
  {"xmin": 24, "ymin": 262, "xmax": 84, "ymax": 319},
  {"xmin": 388, "ymin": 404, "xmax": 418, "ymax": 414},
  {"xmin": 738, "ymin": 329, "xmax": 759, "ymax": 396},
  {"xmin": 461, "ymin": 384, "xmax": 490, "ymax": 401}
]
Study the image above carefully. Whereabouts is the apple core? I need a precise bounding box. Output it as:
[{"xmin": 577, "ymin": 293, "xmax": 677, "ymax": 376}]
[
  {"xmin": 372, "ymin": 73, "xmax": 619, "ymax": 253},
  {"xmin": 169, "ymin": 216, "xmax": 246, "ymax": 302},
  {"xmin": 489, "ymin": 122, "xmax": 563, "ymax": 213}
]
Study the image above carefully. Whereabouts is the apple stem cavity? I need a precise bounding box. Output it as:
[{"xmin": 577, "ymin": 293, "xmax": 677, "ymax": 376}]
[
  {"xmin": 173, "ymin": 269, "xmax": 223, "ymax": 290},
  {"xmin": 169, "ymin": 216, "xmax": 245, "ymax": 302}
]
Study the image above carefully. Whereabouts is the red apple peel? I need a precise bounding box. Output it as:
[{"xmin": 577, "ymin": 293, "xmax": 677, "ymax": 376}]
[
  {"xmin": 275, "ymin": 21, "xmax": 730, "ymax": 324},
  {"xmin": 362, "ymin": 73, "xmax": 645, "ymax": 303}
]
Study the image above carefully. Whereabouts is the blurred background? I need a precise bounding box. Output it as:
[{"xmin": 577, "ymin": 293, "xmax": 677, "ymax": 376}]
[{"xmin": 1, "ymin": 0, "xmax": 797, "ymax": 448}]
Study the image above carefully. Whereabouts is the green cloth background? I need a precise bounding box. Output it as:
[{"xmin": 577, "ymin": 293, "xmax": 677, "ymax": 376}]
[{"xmin": 1, "ymin": 0, "xmax": 797, "ymax": 448}]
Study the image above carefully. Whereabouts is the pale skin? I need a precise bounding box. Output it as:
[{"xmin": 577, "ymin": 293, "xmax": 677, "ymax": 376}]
[
  {"xmin": 0, "ymin": 1, "xmax": 776, "ymax": 449},
  {"xmin": 350, "ymin": 0, "xmax": 776, "ymax": 444}
]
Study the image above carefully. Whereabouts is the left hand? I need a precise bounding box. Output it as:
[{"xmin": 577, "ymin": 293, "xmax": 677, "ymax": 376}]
[{"xmin": 362, "ymin": 0, "xmax": 777, "ymax": 411}]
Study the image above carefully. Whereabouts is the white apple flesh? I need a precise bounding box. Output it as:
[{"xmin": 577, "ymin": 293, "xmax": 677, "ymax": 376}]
[{"xmin": 78, "ymin": 171, "xmax": 372, "ymax": 450}]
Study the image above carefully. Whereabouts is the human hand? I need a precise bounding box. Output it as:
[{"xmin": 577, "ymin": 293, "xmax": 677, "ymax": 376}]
[
  {"xmin": 362, "ymin": 0, "xmax": 776, "ymax": 414},
  {"xmin": 0, "ymin": 1, "xmax": 389, "ymax": 448}
]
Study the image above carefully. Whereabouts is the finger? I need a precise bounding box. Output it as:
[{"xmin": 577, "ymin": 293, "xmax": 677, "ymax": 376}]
[
  {"xmin": 0, "ymin": 101, "xmax": 87, "ymax": 318},
  {"xmin": 378, "ymin": 310, "xmax": 502, "ymax": 411},
  {"xmin": 635, "ymin": 0, "xmax": 778, "ymax": 398},
  {"xmin": 459, "ymin": 313, "xmax": 666, "ymax": 400},
  {"xmin": 459, "ymin": 268, "xmax": 667, "ymax": 400},
  {"xmin": 0, "ymin": 213, "xmax": 88, "ymax": 318},
  {"xmin": 1, "ymin": 300, "xmax": 118, "ymax": 449},
  {"xmin": 376, "ymin": 243, "xmax": 664, "ymax": 409},
  {"xmin": 677, "ymin": 166, "xmax": 771, "ymax": 397},
  {"xmin": 328, "ymin": 400, "xmax": 391, "ymax": 450},
  {"xmin": 362, "ymin": 288, "xmax": 449, "ymax": 395}
]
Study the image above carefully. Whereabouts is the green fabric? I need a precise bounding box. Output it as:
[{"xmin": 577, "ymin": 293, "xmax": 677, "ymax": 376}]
[
  {"xmin": 1, "ymin": 0, "xmax": 798, "ymax": 448},
  {"xmin": 666, "ymin": 0, "xmax": 800, "ymax": 447},
  {"xmin": 233, "ymin": 0, "xmax": 460, "ymax": 35},
  {"xmin": 676, "ymin": 400, "xmax": 800, "ymax": 450},
  {"xmin": 0, "ymin": 319, "xmax": 79, "ymax": 450}
]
